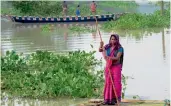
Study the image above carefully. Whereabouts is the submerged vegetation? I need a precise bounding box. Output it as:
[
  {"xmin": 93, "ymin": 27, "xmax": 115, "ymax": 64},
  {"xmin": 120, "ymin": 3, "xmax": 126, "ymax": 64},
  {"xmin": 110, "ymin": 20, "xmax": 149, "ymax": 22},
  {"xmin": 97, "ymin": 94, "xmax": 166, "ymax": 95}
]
[
  {"xmin": 102, "ymin": 9, "xmax": 170, "ymax": 30},
  {"xmin": 39, "ymin": 24, "xmax": 166, "ymax": 41},
  {"xmin": 40, "ymin": 24, "xmax": 96, "ymax": 35}
]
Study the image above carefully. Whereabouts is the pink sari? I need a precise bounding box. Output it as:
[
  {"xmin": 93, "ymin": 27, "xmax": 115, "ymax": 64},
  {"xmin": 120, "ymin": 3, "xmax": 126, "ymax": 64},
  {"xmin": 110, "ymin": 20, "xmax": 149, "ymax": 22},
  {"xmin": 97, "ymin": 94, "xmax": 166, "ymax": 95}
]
[{"xmin": 103, "ymin": 48, "xmax": 122, "ymax": 104}]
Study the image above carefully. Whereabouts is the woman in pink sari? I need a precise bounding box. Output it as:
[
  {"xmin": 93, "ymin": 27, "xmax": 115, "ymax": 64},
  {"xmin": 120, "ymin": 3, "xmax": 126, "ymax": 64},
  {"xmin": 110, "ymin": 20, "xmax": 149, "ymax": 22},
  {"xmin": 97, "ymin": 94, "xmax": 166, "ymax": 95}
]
[{"xmin": 99, "ymin": 34, "xmax": 124, "ymax": 105}]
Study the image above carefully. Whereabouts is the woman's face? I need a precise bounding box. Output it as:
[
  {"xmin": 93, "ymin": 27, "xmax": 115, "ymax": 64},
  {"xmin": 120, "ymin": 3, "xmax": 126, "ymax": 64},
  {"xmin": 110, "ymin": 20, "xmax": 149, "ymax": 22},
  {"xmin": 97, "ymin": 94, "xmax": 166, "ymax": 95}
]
[{"xmin": 110, "ymin": 36, "xmax": 117, "ymax": 45}]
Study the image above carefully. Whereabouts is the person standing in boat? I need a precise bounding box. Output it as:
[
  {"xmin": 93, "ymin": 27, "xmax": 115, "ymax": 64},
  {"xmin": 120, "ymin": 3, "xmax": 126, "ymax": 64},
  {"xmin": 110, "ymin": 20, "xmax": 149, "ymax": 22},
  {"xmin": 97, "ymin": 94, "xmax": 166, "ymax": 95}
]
[
  {"xmin": 90, "ymin": 1, "xmax": 97, "ymax": 15},
  {"xmin": 99, "ymin": 34, "xmax": 124, "ymax": 105},
  {"xmin": 62, "ymin": 1, "xmax": 68, "ymax": 16},
  {"xmin": 76, "ymin": 5, "xmax": 81, "ymax": 16}
]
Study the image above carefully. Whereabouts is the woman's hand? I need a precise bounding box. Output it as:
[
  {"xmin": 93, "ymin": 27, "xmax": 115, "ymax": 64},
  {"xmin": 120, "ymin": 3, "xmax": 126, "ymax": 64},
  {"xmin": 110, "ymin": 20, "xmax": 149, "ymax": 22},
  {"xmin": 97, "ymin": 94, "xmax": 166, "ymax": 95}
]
[
  {"xmin": 105, "ymin": 56, "xmax": 112, "ymax": 60},
  {"xmin": 100, "ymin": 41, "xmax": 104, "ymax": 48},
  {"xmin": 105, "ymin": 56, "xmax": 115, "ymax": 60},
  {"xmin": 104, "ymin": 55, "xmax": 108, "ymax": 59},
  {"xmin": 99, "ymin": 41, "xmax": 104, "ymax": 52}
]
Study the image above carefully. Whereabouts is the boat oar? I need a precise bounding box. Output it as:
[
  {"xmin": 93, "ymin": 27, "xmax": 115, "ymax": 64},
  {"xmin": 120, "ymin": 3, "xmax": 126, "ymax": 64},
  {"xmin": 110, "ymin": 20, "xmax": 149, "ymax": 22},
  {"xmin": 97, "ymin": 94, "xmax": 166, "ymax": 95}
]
[{"xmin": 94, "ymin": 16, "xmax": 120, "ymax": 106}]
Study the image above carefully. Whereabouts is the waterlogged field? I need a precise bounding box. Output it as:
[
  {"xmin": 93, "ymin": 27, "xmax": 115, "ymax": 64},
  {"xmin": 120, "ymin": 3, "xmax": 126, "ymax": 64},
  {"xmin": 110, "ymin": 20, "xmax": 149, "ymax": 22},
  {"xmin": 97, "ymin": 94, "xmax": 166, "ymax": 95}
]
[{"xmin": 1, "ymin": 1, "xmax": 170, "ymax": 106}]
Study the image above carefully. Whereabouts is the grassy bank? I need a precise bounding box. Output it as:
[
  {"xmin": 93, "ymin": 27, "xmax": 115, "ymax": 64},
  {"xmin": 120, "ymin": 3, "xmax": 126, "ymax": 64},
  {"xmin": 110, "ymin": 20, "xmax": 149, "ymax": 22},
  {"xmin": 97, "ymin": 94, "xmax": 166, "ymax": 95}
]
[{"xmin": 102, "ymin": 9, "xmax": 170, "ymax": 30}]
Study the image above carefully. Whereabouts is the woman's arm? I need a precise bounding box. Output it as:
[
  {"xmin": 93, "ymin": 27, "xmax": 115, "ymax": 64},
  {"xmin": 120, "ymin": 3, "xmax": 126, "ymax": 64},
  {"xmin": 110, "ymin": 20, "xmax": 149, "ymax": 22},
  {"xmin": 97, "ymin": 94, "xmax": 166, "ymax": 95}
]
[
  {"xmin": 110, "ymin": 52, "xmax": 122, "ymax": 60},
  {"xmin": 109, "ymin": 47, "xmax": 123, "ymax": 60},
  {"xmin": 102, "ymin": 49, "xmax": 108, "ymax": 61}
]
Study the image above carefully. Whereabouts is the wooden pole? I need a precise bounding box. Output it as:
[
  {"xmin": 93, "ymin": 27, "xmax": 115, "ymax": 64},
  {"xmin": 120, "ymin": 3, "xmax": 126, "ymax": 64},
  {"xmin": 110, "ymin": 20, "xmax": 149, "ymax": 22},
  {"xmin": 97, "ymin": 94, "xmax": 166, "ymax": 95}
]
[{"xmin": 95, "ymin": 16, "xmax": 120, "ymax": 106}]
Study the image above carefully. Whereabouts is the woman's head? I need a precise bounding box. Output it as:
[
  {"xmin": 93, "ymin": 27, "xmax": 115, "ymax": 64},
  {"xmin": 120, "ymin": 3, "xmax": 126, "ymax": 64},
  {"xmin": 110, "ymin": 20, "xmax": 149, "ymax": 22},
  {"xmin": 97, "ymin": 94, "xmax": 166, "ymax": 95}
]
[
  {"xmin": 109, "ymin": 34, "xmax": 117, "ymax": 45},
  {"xmin": 105, "ymin": 34, "xmax": 121, "ymax": 50}
]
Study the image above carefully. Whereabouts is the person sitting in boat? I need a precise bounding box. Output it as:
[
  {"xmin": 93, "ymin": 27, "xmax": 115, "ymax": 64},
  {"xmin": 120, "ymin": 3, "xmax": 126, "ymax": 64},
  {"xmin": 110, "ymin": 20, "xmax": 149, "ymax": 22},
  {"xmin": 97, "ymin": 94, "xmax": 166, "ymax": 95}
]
[
  {"xmin": 62, "ymin": 1, "xmax": 68, "ymax": 16},
  {"xmin": 76, "ymin": 5, "xmax": 80, "ymax": 16},
  {"xmin": 90, "ymin": 1, "xmax": 97, "ymax": 15}
]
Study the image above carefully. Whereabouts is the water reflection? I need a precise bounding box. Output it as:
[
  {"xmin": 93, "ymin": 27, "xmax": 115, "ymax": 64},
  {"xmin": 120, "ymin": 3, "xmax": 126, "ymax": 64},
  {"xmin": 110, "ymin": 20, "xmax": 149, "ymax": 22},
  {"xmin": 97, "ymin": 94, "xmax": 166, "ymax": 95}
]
[
  {"xmin": 64, "ymin": 24, "xmax": 68, "ymax": 41},
  {"xmin": 162, "ymin": 29, "xmax": 166, "ymax": 60},
  {"xmin": 1, "ymin": 97, "xmax": 88, "ymax": 106}
]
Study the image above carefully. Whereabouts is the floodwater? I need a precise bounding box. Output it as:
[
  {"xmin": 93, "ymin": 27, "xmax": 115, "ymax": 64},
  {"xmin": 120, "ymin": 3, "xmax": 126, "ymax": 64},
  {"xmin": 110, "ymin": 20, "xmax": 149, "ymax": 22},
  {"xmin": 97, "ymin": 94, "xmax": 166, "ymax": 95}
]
[
  {"xmin": 1, "ymin": 19, "xmax": 170, "ymax": 106},
  {"xmin": 1, "ymin": 96, "xmax": 89, "ymax": 106},
  {"xmin": 1, "ymin": 1, "xmax": 170, "ymax": 106}
]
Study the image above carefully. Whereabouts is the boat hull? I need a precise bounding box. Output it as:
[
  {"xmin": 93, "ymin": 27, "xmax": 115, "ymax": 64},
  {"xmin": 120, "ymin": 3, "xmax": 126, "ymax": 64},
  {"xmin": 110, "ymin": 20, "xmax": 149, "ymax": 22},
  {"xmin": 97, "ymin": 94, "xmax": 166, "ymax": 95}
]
[{"xmin": 10, "ymin": 14, "xmax": 125, "ymax": 23}]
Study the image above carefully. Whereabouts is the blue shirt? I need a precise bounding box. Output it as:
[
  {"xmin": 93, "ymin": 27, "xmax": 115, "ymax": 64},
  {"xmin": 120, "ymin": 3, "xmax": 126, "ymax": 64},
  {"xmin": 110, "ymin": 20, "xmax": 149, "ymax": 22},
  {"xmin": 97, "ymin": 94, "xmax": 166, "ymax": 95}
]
[
  {"xmin": 106, "ymin": 47, "xmax": 124, "ymax": 65},
  {"xmin": 106, "ymin": 47, "xmax": 124, "ymax": 57},
  {"xmin": 76, "ymin": 9, "xmax": 80, "ymax": 16}
]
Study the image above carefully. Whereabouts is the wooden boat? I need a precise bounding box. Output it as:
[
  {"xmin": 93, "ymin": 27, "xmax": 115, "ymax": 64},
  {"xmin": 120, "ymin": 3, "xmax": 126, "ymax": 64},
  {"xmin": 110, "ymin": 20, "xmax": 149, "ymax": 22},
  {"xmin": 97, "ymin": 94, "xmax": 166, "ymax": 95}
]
[{"xmin": 8, "ymin": 13, "xmax": 126, "ymax": 23}]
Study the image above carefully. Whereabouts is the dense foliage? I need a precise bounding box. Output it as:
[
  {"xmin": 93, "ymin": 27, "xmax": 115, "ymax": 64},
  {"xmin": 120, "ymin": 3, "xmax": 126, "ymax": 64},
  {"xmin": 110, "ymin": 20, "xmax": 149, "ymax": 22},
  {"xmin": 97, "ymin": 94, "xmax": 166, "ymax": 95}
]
[
  {"xmin": 102, "ymin": 9, "xmax": 170, "ymax": 30},
  {"xmin": 2, "ymin": 1, "xmax": 63, "ymax": 16},
  {"xmin": 1, "ymin": 50, "xmax": 103, "ymax": 98}
]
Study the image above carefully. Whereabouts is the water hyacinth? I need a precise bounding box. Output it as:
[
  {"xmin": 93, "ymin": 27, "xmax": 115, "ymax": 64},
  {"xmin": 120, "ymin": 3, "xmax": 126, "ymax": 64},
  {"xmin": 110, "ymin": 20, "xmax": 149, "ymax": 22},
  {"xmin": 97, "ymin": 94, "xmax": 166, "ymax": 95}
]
[
  {"xmin": 102, "ymin": 9, "xmax": 170, "ymax": 30},
  {"xmin": 1, "ymin": 50, "xmax": 130, "ymax": 99},
  {"xmin": 1, "ymin": 50, "xmax": 103, "ymax": 98}
]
